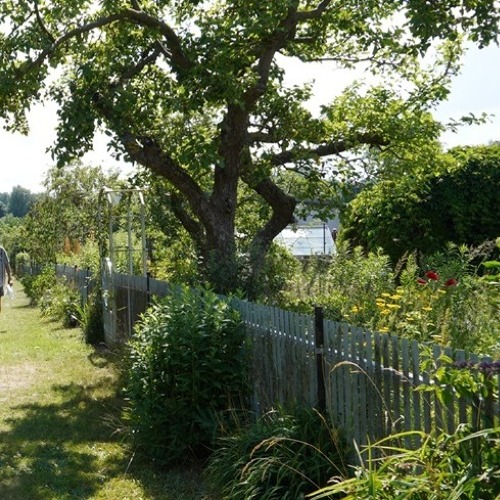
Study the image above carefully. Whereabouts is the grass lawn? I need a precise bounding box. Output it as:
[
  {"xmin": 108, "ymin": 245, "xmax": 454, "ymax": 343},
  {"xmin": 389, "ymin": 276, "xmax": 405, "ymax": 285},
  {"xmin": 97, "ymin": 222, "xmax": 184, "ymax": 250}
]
[{"xmin": 0, "ymin": 283, "xmax": 212, "ymax": 499}]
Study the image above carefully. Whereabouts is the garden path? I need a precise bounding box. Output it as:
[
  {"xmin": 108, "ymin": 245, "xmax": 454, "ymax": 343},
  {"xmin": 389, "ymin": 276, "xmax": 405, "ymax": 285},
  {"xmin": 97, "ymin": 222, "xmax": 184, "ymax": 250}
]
[{"xmin": 0, "ymin": 284, "xmax": 207, "ymax": 499}]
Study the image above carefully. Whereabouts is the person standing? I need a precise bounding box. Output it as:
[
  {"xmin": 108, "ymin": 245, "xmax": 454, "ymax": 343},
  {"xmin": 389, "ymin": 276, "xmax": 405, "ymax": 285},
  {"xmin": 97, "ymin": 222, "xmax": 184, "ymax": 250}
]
[{"xmin": 0, "ymin": 245, "xmax": 12, "ymax": 313}]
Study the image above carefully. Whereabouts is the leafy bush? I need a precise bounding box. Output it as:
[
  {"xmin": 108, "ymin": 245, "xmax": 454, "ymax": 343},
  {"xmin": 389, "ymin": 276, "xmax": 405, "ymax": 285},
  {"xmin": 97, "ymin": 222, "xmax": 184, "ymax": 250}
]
[
  {"xmin": 21, "ymin": 266, "xmax": 57, "ymax": 305},
  {"xmin": 205, "ymin": 405, "xmax": 348, "ymax": 500},
  {"xmin": 76, "ymin": 287, "xmax": 104, "ymax": 345},
  {"xmin": 124, "ymin": 286, "xmax": 251, "ymax": 465},
  {"xmin": 39, "ymin": 279, "xmax": 81, "ymax": 328},
  {"xmin": 14, "ymin": 251, "xmax": 30, "ymax": 276},
  {"xmin": 341, "ymin": 144, "xmax": 500, "ymax": 264}
]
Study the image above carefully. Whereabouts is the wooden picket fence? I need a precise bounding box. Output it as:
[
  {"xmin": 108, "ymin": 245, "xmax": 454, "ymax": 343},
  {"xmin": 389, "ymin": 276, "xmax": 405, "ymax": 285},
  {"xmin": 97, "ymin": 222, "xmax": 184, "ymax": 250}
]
[
  {"xmin": 56, "ymin": 266, "xmax": 499, "ymax": 453},
  {"xmin": 229, "ymin": 299, "xmax": 499, "ymax": 452}
]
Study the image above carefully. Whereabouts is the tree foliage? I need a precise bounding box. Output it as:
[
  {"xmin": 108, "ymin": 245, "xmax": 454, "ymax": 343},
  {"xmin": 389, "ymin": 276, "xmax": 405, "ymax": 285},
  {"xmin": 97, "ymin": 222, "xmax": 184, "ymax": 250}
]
[
  {"xmin": 1, "ymin": 1, "xmax": 499, "ymax": 293},
  {"xmin": 342, "ymin": 144, "xmax": 500, "ymax": 262},
  {"xmin": 24, "ymin": 162, "xmax": 120, "ymax": 264},
  {"xmin": 8, "ymin": 185, "xmax": 36, "ymax": 218}
]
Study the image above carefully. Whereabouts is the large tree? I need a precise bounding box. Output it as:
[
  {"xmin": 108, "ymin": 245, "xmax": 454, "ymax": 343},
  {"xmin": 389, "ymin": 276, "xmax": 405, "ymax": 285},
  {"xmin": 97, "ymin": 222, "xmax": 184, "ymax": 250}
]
[{"xmin": 0, "ymin": 1, "xmax": 498, "ymax": 294}]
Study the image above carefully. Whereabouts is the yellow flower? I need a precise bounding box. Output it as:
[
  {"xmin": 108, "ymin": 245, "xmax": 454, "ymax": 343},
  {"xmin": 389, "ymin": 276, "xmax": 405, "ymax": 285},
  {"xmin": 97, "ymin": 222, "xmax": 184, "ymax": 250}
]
[
  {"xmin": 422, "ymin": 306, "xmax": 432, "ymax": 311},
  {"xmin": 387, "ymin": 304, "xmax": 401, "ymax": 310},
  {"xmin": 379, "ymin": 327, "xmax": 389, "ymax": 333},
  {"xmin": 351, "ymin": 305, "xmax": 360, "ymax": 313},
  {"xmin": 381, "ymin": 292, "xmax": 391, "ymax": 297},
  {"xmin": 390, "ymin": 294, "xmax": 402, "ymax": 300},
  {"xmin": 381, "ymin": 310, "xmax": 390, "ymax": 315}
]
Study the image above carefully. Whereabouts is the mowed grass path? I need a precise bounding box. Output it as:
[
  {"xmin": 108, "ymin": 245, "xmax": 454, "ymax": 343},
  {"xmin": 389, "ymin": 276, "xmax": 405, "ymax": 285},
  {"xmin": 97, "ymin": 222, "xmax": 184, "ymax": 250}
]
[{"xmin": 0, "ymin": 284, "xmax": 208, "ymax": 500}]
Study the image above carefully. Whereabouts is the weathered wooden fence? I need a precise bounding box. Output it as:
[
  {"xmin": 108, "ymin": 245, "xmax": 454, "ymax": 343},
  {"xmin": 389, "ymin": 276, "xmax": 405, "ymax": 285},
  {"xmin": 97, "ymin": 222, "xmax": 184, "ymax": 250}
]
[{"xmin": 56, "ymin": 266, "xmax": 499, "ymax": 453}]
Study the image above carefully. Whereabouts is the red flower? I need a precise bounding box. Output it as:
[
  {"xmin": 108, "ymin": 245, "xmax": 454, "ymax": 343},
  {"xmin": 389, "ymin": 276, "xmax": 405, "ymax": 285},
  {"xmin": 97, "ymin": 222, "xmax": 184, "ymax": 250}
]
[
  {"xmin": 444, "ymin": 278, "xmax": 458, "ymax": 287},
  {"xmin": 425, "ymin": 270, "xmax": 439, "ymax": 281},
  {"xmin": 417, "ymin": 278, "xmax": 427, "ymax": 285}
]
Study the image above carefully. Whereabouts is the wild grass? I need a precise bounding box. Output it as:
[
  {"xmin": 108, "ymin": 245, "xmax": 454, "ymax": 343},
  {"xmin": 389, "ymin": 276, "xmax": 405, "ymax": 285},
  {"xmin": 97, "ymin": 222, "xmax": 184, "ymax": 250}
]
[{"xmin": 0, "ymin": 284, "xmax": 212, "ymax": 499}]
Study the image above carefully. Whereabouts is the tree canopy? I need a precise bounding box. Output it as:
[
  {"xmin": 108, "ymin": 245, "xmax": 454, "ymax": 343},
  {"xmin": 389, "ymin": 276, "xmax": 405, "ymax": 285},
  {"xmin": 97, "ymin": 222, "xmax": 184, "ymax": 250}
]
[
  {"xmin": 24, "ymin": 163, "xmax": 120, "ymax": 264},
  {"xmin": 1, "ymin": 1, "xmax": 499, "ymax": 294},
  {"xmin": 342, "ymin": 143, "xmax": 500, "ymax": 262}
]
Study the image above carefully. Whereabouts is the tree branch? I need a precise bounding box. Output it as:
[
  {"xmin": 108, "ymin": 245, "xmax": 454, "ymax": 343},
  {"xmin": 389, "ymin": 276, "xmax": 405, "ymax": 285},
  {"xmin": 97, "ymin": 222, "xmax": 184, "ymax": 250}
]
[
  {"xmin": 33, "ymin": 0, "xmax": 56, "ymax": 43},
  {"xmin": 295, "ymin": 0, "xmax": 334, "ymax": 22},
  {"xmin": 112, "ymin": 44, "xmax": 162, "ymax": 88},
  {"xmin": 170, "ymin": 192, "xmax": 206, "ymax": 249},
  {"xmin": 119, "ymin": 133, "xmax": 211, "ymax": 221},
  {"xmin": 19, "ymin": 8, "xmax": 191, "ymax": 76},
  {"xmin": 242, "ymin": 2, "xmax": 301, "ymax": 108},
  {"xmin": 268, "ymin": 134, "xmax": 389, "ymax": 166},
  {"xmin": 241, "ymin": 165, "xmax": 296, "ymax": 247}
]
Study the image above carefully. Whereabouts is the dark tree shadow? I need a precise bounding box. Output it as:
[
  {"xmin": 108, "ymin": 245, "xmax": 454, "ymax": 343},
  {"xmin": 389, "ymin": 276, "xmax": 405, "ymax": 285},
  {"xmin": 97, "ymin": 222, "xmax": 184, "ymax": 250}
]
[{"xmin": 0, "ymin": 381, "xmax": 127, "ymax": 499}]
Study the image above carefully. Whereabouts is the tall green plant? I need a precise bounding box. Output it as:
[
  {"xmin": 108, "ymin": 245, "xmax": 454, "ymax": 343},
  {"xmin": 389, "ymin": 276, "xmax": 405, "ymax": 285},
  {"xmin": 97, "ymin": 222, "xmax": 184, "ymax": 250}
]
[
  {"xmin": 20, "ymin": 265, "xmax": 57, "ymax": 305},
  {"xmin": 310, "ymin": 427, "xmax": 499, "ymax": 499},
  {"xmin": 205, "ymin": 405, "xmax": 348, "ymax": 500},
  {"xmin": 124, "ymin": 286, "xmax": 251, "ymax": 465},
  {"xmin": 277, "ymin": 244, "xmax": 395, "ymax": 322}
]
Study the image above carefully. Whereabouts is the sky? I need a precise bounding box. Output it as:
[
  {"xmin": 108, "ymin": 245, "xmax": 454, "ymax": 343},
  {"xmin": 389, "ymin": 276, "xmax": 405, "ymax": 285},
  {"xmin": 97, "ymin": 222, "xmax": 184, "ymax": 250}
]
[{"xmin": 1, "ymin": 44, "xmax": 499, "ymax": 194}]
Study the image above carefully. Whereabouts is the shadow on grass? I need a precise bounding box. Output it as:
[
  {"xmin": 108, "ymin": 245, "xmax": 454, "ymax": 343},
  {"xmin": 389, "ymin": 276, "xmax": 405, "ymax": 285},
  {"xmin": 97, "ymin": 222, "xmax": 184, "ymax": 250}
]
[
  {"xmin": 0, "ymin": 380, "xmax": 126, "ymax": 499},
  {"xmin": 9, "ymin": 300, "xmax": 36, "ymax": 310},
  {"xmin": 0, "ymin": 348, "xmax": 210, "ymax": 500}
]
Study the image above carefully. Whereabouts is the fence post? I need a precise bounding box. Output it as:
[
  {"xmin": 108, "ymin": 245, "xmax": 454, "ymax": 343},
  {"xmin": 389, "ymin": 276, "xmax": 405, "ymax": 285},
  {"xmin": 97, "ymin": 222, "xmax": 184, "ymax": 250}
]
[{"xmin": 315, "ymin": 306, "xmax": 326, "ymax": 412}]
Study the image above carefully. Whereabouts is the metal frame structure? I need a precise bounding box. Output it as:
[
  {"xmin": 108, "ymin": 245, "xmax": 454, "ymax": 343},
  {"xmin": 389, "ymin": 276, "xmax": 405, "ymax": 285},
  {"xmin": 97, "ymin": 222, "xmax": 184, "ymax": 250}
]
[{"xmin": 98, "ymin": 187, "xmax": 147, "ymax": 344}]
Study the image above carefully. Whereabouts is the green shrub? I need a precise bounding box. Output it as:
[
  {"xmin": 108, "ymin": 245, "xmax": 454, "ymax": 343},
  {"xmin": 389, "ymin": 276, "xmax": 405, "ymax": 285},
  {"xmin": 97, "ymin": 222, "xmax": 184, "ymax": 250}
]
[
  {"xmin": 20, "ymin": 266, "xmax": 57, "ymax": 305},
  {"xmin": 124, "ymin": 286, "xmax": 251, "ymax": 465},
  {"xmin": 277, "ymin": 244, "xmax": 395, "ymax": 322},
  {"xmin": 205, "ymin": 405, "xmax": 349, "ymax": 500},
  {"xmin": 14, "ymin": 251, "xmax": 30, "ymax": 276},
  {"xmin": 39, "ymin": 279, "xmax": 81, "ymax": 327},
  {"xmin": 76, "ymin": 287, "xmax": 104, "ymax": 345}
]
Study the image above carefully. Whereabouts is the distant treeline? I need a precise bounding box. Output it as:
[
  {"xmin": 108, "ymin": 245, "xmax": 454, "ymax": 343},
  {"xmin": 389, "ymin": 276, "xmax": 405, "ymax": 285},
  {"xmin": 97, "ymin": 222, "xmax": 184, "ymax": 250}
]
[{"xmin": 0, "ymin": 186, "xmax": 40, "ymax": 218}]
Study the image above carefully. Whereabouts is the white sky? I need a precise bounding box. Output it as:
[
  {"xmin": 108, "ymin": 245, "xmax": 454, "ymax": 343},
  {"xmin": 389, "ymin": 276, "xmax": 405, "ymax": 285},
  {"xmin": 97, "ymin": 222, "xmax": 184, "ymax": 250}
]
[{"xmin": 1, "ymin": 44, "xmax": 499, "ymax": 194}]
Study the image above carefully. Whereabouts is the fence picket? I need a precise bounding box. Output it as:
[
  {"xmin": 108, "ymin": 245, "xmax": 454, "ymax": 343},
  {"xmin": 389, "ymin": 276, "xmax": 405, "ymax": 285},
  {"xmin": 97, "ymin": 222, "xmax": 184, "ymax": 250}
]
[
  {"xmin": 444, "ymin": 346, "xmax": 456, "ymax": 434},
  {"xmin": 342, "ymin": 324, "xmax": 352, "ymax": 433},
  {"xmin": 411, "ymin": 340, "xmax": 422, "ymax": 448},
  {"xmin": 381, "ymin": 334, "xmax": 391, "ymax": 435},
  {"xmin": 350, "ymin": 328, "xmax": 360, "ymax": 447},
  {"xmin": 356, "ymin": 328, "xmax": 368, "ymax": 449},
  {"xmin": 455, "ymin": 350, "xmax": 469, "ymax": 426},
  {"xmin": 373, "ymin": 332, "xmax": 383, "ymax": 442},
  {"xmin": 391, "ymin": 335, "xmax": 402, "ymax": 434},
  {"xmin": 432, "ymin": 344, "xmax": 444, "ymax": 432},
  {"xmin": 401, "ymin": 338, "xmax": 411, "ymax": 448},
  {"xmin": 468, "ymin": 352, "xmax": 481, "ymax": 463}
]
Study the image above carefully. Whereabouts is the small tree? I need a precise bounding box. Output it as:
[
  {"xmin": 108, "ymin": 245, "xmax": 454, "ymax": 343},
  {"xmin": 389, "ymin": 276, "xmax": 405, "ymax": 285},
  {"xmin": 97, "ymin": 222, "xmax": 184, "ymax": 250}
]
[{"xmin": 24, "ymin": 162, "xmax": 120, "ymax": 264}]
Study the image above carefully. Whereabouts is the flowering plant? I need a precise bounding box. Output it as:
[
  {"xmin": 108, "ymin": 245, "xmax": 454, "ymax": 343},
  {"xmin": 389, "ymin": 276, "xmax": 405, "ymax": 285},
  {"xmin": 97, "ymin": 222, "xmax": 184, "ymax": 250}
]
[{"xmin": 372, "ymin": 267, "xmax": 466, "ymax": 345}]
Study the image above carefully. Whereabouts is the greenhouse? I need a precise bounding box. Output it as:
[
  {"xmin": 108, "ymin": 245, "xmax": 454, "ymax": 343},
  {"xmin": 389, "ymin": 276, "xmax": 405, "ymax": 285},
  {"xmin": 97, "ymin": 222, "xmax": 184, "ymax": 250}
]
[{"xmin": 275, "ymin": 223, "xmax": 336, "ymax": 257}]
